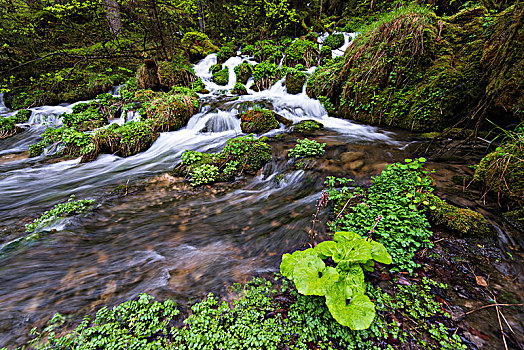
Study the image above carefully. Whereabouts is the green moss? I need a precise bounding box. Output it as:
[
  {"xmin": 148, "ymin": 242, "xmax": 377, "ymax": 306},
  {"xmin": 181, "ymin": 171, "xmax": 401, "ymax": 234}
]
[
  {"xmin": 175, "ymin": 135, "xmax": 272, "ymax": 186},
  {"xmin": 421, "ymin": 193, "xmax": 493, "ymax": 236},
  {"xmin": 284, "ymin": 38, "xmax": 319, "ymax": 68},
  {"xmin": 233, "ymin": 62, "xmax": 254, "ymax": 84},
  {"xmin": 231, "ymin": 82, "xmax": 247, "ymax": 95},
  {"xmin": 157, "ymin": 60, "xmax": 197, "ymax": 89},
  {"xmin": 291, "ymin": 120, "xmax": 324, "ymax": 133},
  {"xmin": 142, "ymin": 91, "xmax": 199, "ymax": 132},
  {"xmin": 212, "ymin": 66, "xmax": 229, "ymax": 86},
  {"xmin": 181, "ymin": 32, "xmax": 219, "ymax": 62},
  {"xmin": 319, "ymin": 45, "xmax": 333, "ymax": 64},
  {"xmin": 239, "ymin": 109, "xmax": 280, "ymax": 133},
  {"xmin": 323, "ymin": 33, "xmax": 344, "ymax": 49},
  {"xmin": 216, "ymin": 44, "xmax": 236, "ymax": 64},
  {"xmin": 474, "ymin": 130, "xmax": 524, "ymax": 207},
  {"xmin": 285, "ymin": 68, "xmax": 307, "ymax": 94},
  {"xmin": 306, "ymin": 56, "xmax": 344, "ymax": 99}
]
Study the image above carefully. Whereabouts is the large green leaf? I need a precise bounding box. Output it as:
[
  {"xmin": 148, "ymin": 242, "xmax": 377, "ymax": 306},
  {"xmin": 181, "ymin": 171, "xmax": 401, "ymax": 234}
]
[
  {"xmin": 325, "ymin": 292, "xmax": 376, "ymax": 330},
  {"xmin": 280, "ymin": 251, "xmax": 302, "ymax": 279},
  {"xmin": 369, "ymin": 240, "xmax": 392, "ymax": 264},
  {"xmin": 332, "ymin": 232, "xmax": 373, "ymax": 265},
  {"xmin": 293, "ymin": 252, "xmax": 339, "ymax": 296},
  {"xmin": 314, "ymin": 240, "xmax": 337, "ymax": 259}
]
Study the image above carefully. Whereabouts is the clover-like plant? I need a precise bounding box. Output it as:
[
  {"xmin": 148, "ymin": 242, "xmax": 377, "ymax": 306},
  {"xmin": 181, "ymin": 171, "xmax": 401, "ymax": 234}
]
[{"xmin": 280, "ymin": 231, "xmax": 392, "ymax": 330}]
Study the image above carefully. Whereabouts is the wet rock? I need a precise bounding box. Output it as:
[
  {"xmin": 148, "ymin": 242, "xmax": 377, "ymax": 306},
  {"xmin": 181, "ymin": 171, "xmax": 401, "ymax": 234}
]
[
  {"xmin": 340, "ymin": 151, "xmax": 364, "ymax": 163},
  {"xmin": 450, "ymin": 305, "xmax": 466, "ymax": 322},
  {"xmin": 274, "ymin": 113, "xmax": 292, "ymax": 127},
  {"xmin": 463, "ymin": 330, "xmax": 487, "ymax": 348},
  {"xmin": 346, "ymin": 160, "xmax": 364, "ymax": 171},
  {"xmin": 454, "ymin": 285, "xmax": 471, "ymax": 299}
]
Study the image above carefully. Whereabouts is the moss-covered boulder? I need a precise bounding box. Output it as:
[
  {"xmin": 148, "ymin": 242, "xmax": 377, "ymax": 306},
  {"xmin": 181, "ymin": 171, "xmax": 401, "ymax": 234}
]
[
  {"xmin": 142, "ymin": 90, "xmax": 199, "ymax": 132},
  {"xmin": 240, "ymin": 109, "xmax": 281, "ymax": 134},
  {"xmin": 174, "ymin": 135, "xmax": 272, "ymax": 186},
  {"xmin": 211, "ymin": 65, "xmax": 229, "ymax": 86},
  {"xmin": 14, "ymin": 109, "xmax": 32, "ymax": 123},
  {"xmin": 231, "ymin": 83, "xmax": 248, "ymax": 95},
  {"xmin": 421, "ymin": 193, "xmax": 493, "ymax": 237},
  {"xmin": 319, "ymin": 45, "xmax": 333, "ymax": 65},
  {"xmin": 291, "ymin": 120, "xmax": 324, "ymax": 134},
  {"xmin": 323, "ymin": 34, "xmax": 344, "ymax": 49},
  {"xmin": 253, "ymin": 62, "xmax": 280, "ymax": 91},
  {"xmin": 233, "ymin": 63, "xmax": 253, "ymax": 85},
  {"xmin": 181, "ymin": 32, "xmax": 219, "ymax": 62},
  {"xmin": 62, "ymin": 104, "xmax": 108, "ymax": 132},
  {"xmin": 306, "ymin": 57, "xmax": 344, "ymax": 100},
  {"xmin": 474, "ymin": 131, "xmax": 524, "ymax": 207},
  {"xmin": 157, "ymin": 61, "xmax": 197, "ymax": 90},
  {"xmin": 284, "ymin": 38, "xmax": 319, "ymax": 68},
  {"xmin": 285, "ymin": 69, "xmax": 307, "ymax": 94}
]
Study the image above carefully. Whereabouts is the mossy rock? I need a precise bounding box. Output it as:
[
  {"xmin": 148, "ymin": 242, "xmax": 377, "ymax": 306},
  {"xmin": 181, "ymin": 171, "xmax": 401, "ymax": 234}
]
[
  {"xmin": 181, "ymin": 32, "xmax": 219, "ymax": 62},
  {"xmin": 240, "ymin": 109, "xmax": 280, "ymax": 134},
  {"xmin": 320, "ymin": 45, "xmax": 333, "ymax": 65},
  {"xmin": 212, "ymin": 67, "xmax": 229, "ymax": 86},
  {"xmin": 142, "ymin": 91, "xmax": 199, "ymax": 132},
  {"xmin": 306, "ymin": 6, "xmax": 523, "ymax": 131},
  {"xmin": 62, "ymin": 105, "xmax": 108, "ymax": 132},
  {"xmin": 474, "ymin": 135, "xmax": 524, "ymax": 207},
  {"xmin": 217, "ymin": 45, "xmax": 236, "ymax": 64},
  {"xmin": 323, "ymin": 34, "xmax": 344, "ymax": 49},
  {"xmin": 174, "ymin": 135, "xmax": 272, "ymax": 185},
  {"xmin": 14, "ymin": 109, "xmax": 32, "ymax": 123},
  {"xmin": 157, "ymin": 61, "xmax": 197, "ymax": 89},
  {"xmin": 231, "ymin": 83, "xmax": 248, "ymax": 95},
  {"xmin": 422, "ymin": 193, "xmax": 493, "ymax": 237},
  {"xmin": 285, "ymin": 70, "xmax": 307, "ymax": 95},
  {"xmin": 291, "ymin": 120, "xmax": 324, "ymax": 133},
  {"xmin": 233, "ymin": 63, "xmax": 253, "ymax": 85}
]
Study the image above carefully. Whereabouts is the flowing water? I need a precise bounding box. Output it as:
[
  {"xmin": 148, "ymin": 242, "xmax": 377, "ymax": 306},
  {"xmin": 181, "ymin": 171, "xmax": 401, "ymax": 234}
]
[{"xmin": 0, "ymin": 34, "xmax": 521, "ymax": 349}]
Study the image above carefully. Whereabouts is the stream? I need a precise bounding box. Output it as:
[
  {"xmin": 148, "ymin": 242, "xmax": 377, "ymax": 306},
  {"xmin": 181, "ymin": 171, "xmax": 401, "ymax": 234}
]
[{"xmin": 0, "ymin": 34, "xmax": 522, "ymax": 349}]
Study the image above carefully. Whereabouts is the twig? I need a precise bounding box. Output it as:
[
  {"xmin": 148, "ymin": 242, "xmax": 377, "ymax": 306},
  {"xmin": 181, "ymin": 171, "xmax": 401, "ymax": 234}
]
[
  {"xmin": 367, "ymin": 215, "xmax": 383, "ymax": 239},
  {"xmin": 466, "ymin": 303, "xmax": 522, "ymax": 315}
]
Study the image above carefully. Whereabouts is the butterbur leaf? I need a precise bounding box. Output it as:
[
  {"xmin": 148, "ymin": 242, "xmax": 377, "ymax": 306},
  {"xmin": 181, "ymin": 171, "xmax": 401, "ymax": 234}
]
[
  {"xmin": 328, "ymin": 265, "xmax": 366, "ymax": 299},
  {"xmin": 293, "ymin": 252, "xmax": 339, "ymax": 296},
  {"xmin": 280, "ymin": 252, "xmax": 300, "ymax": 279},
  {"xmin": 369, "ymin": 240, "xmax": 392, "ymax": 264},
  {"xmin": 314, "ymin": 240, "xmax": 337, "ymax": 258},
  {"xmin": 325, "ymin": 292, "xmax": 376, "ymax": 330},
  {"xmin": 332, "ymin": 232, "xmax": 373, "ymax": 264}
]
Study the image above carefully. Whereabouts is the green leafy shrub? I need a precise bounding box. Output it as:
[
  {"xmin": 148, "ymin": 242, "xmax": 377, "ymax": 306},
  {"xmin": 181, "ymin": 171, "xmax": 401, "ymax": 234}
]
[
  {"xmin": 281, "ymin": 231, "xmax": 391, "ymax": 330},
  {"xmin": 28, "ymin": 127, "xmax": 95, "ymax": 158},
  {"xmin": 62, "ymin": 105, "xmax": 107, "ymax": 131},
  {"xmin": 231, "ymin": 82, "xmax": 247, "ymax": 95},
  {"xmin": 288, "ymin": 138, "xmax": 325, "ymax": 158},
  {"xmin": 323, "ymin": 33, "xmax": 345, "ymax": 49},
  {"xmin": 190, "ymin": 164, "xmax": 219, "ymax": 186},
  {"xmin": 327, "ymin": 158, "xmax": 434, "ymax": 272},
  {"xmin": 25, "ymin": 195, "xmax": 94, "ymax": 232},
  {"xmin": 0, "ymin": 116, "xmax": 20, "ymax": 139},
  {"xmin": 14, "ymin": 109, "xmax": 32, "ymax": 123},
  {"xmin": 253, "ymin": 61, "xmax": 280, "ymax": 91},
  {"xmin": 284, "ymin": 38, "xmax": 319, "ymax": 68},
  {"xmin": 216, "ymin": 44, "xmax": 236, "ymax": 64}
]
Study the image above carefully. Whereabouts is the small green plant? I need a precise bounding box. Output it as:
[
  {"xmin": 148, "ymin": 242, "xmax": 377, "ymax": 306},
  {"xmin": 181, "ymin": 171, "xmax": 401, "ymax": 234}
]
[
  {"xmin": 190, "ymin": 164, "xmax": 219, "ymax": 186},
  {"xmin": 327, "ymin": 158, "xmax": 434, "ymax": 272},
  {"xmin": 181, "ymin": 150, "xmax": 203, "ymax": 165},
  {"xmin": 281, "ymin": 231, "xmax": 392, "ymax": 330},
  {"xmin": 25, "ymin": 195, "xmax": 94, "ymax": 232},
  {"xmin": 288, "ymin": 138, "xmax": 325, "ymax": 158}
]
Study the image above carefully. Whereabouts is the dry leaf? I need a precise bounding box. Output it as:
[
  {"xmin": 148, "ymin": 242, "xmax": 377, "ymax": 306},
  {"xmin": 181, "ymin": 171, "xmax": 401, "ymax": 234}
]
[{"xmin": 476, "ymin": 276, "xmax": 488, "ymax": 287}]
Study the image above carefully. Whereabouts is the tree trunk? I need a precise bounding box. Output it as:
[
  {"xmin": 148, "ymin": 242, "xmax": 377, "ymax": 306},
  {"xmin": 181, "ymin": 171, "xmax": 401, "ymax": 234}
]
[
  {"xmin": 103, "ymin": 0, "xmax": 122, "ymax": 35},
  {"xmin": 197, "ymin": 0, "xmax": 205, "ymax": 33}
]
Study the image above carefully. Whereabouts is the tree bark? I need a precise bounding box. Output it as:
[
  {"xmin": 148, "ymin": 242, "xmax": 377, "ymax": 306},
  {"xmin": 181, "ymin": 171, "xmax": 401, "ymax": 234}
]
[{"xmin": 103, "ymin": 0, "xmax": 122, "ymax": 35}]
